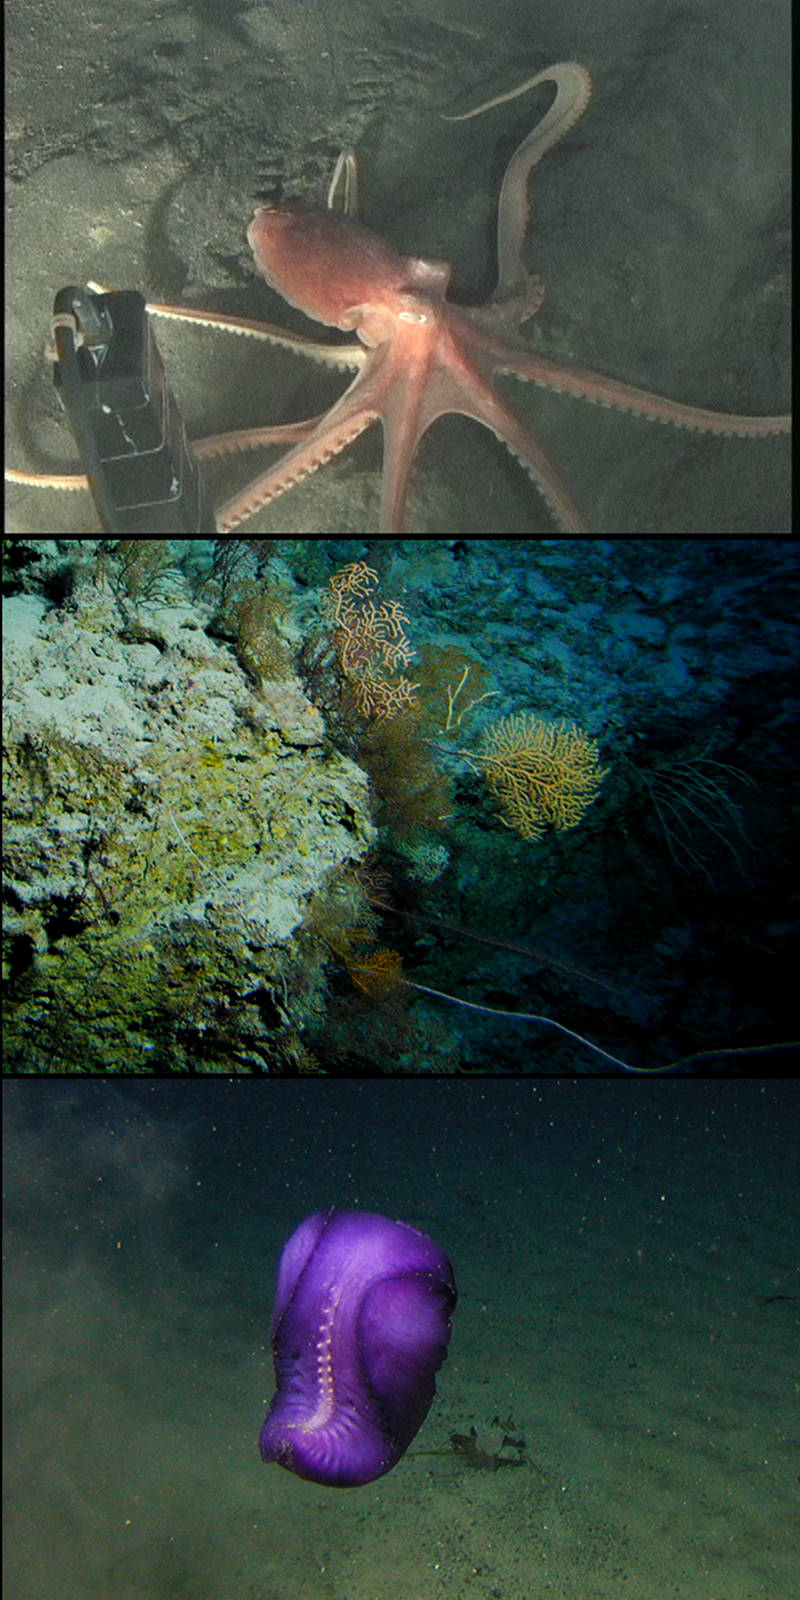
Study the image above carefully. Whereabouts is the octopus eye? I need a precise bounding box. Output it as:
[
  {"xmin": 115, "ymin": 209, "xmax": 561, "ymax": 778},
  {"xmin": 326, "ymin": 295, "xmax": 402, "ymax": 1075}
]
[{"xmin": 398, "ymin": 309, "xmax": 429, "ymax": 324}]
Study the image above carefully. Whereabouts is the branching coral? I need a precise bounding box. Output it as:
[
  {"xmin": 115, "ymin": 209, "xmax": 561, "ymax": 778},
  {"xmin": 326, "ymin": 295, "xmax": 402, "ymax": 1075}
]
[
  {"xmin": 326, "ymin": 561, "xmax": 421, "ymax": 720},
  {"xmin": 474, "ymin": 714, "xmax": 607, "ymax": 840}
]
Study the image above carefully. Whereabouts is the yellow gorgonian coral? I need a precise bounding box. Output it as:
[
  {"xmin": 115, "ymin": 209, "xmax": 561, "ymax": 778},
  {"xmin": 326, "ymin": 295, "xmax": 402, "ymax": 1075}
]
[
  {"xmin": 346, "ymin": 947, "xmax": 405, "ymax": 1001},
  {"xmin": 326, "ymin": 561, "xmax": 421, "ymax": 720},
  {"xmin": 476, "ymin": 714, "xmax": 607, "ymax": 841}
]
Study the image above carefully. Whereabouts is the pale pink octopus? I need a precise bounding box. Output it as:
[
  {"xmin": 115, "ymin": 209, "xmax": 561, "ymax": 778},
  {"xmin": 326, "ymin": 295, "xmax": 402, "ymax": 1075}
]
[{"xmin": 10, "ymin": 63, "xmax": 786, "ymax": 532}]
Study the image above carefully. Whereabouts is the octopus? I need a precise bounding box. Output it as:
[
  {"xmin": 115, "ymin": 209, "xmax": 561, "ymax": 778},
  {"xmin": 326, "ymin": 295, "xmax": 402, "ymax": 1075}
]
[
  {"xmin": 199, "ymin": 63, "xmax": 790, "ymax": 532},
  {"xmin": 9, "ymin": 64, "xmax": 789, "ymax": 532}
]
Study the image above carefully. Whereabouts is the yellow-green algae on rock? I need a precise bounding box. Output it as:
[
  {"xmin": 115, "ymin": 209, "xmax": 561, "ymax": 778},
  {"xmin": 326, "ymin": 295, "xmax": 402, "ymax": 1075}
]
[{"xmin": 2, "ymin": 547, "xmax": 376, "ymax": 1071}]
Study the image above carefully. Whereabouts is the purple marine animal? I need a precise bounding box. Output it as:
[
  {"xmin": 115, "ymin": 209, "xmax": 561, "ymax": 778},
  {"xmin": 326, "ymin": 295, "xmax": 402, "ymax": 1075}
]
[{"xmin": 259, "ymin": 1209, "xmax": 457, "ymax": 1486}]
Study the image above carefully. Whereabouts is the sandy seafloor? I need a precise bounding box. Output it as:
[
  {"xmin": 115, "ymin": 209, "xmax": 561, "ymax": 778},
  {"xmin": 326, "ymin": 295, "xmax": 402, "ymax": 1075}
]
[
  {"xmin": 6, "ymin": 0, "xmax": 790, "ymax": 535},
  {"xmin": 3, "ymin": 1078, "xmax": 798, "ymax": 1600}
]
